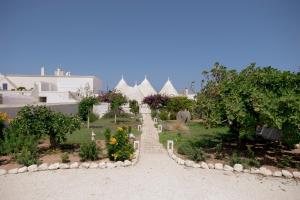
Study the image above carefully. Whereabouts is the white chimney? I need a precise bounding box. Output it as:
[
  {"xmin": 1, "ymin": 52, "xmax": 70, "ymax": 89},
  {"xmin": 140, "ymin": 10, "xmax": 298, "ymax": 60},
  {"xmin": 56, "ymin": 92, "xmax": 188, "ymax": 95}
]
[
  {"xmin": 55, "ymin": 68, "xmax": 61, "ymax": 76},
  {"xmin": 41, "ymin": 66, "xmax": 45, "ymax": 76},
  {"xmin": 185, "ymin": 88, "xmax": 189, "ymax": 96}
]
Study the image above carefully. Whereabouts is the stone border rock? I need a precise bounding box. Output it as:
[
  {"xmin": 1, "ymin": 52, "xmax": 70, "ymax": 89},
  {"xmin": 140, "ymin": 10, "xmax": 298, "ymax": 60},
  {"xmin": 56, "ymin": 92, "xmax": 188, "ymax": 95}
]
[
  {"xmin": 0, "ymin": 148, "xmax": 140, "ymax": 176},
  {"xmin": 167, "ymin": 141, "xmax": 300, "ymax": 180}
]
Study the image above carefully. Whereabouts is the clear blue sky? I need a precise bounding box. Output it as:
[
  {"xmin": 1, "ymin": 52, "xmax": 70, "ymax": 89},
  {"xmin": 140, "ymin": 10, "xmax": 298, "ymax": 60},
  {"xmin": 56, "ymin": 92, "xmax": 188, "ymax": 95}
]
[{"xmin": 0, "ymin": 0, "xmax": 299, "ymax": 92}]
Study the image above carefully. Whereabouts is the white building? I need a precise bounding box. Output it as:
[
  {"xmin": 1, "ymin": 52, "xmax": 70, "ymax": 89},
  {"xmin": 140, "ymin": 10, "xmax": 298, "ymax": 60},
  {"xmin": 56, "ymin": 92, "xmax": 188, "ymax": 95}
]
[
  {"xmin": 0, "ymin": 66, "xmax": 101, "ymax": 104},
  {"xmin": 114, "ymin": 76, "xmax": 180, "ymax": 103}
]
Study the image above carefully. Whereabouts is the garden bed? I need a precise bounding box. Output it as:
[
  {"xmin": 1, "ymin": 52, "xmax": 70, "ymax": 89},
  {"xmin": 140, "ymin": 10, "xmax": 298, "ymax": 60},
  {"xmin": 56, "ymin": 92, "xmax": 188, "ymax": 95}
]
[
  {"xmin": 159, "ymin": 120, "xmax": 300, "ymax": 173},
  {"xmin": 0, "ymin": 117, "xmax": 142, "ymax": 170}
]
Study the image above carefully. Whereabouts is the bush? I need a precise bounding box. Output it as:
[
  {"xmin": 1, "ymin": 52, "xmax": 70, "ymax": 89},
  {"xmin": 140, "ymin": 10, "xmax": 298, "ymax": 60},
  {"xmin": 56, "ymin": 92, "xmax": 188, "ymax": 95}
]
[
  {"xmin": 143, "ymin": 94, "xmax": 170, "ymax": 110},
  {"xmin": 105, "ymin": 127, "xmax": 134, "ymax": 161},
  {"xmin": 88, "ymin": 112, "xmax": 98, "ymax": 123},
  {"xmin": 78, "ymin": 97, "xmax": 99, "ymax": 121},
  {"xmin": 61, "ymin": 152, "xmax": 70, "ymax": 163},
  {"xmin": 159, "ymin": 111, "xmax": 169, "ymax": 121},
  {"xmin": 281, "ymin": 124, "xmax": 300, "ymax": 149},
  {"xmin": 245, "ymin": 158, "xmax": 261, "ymax": 168},
  {"xmin": 0, "ymin": 112, "xmax": 8, "ymax": 140},
  {"xmin": 229, "ymin": 152, "xmax": 241, "ymax": 166},
  {"xmin": 103, "ymin": 111, "xmax": 132, "ymax": 119},
  {"xmin": 277, "ymin": 155, "xmax": 293, "ymax": 168},
  {"xmin": 129, "ymin": 100, "xmax": 139, "ymax": 115},
  {"xmin": 15, "ymin": 136, "xmax": 39, "ymax": 166},
  {"xmin": 215, "ymin": 143, "xmax": 223, "ymax": 159},
  {"xmin": 169, "ymin": 112, "xmax": 177, "ymax": 120},
  {"xmin": 79, "ymin": 142, "xmax": 99, "ymax": 161},
  {"xmin": 4, "ymin": 106, "xmax": 81, "ymax": 148},
  {"xmin": 151, "ymin": 109, "xmax": 158, "ymax": 119},
  {"xmin": 167, "ymin": 96, "xmax": 194, "ymax": 113},
  {"xmin": 16, "ymin": 147, "xmax": 38, "ymax": 166},
  {"xmin": 177, "ymin": 141, "xmax": 206, "ymax": 162}
]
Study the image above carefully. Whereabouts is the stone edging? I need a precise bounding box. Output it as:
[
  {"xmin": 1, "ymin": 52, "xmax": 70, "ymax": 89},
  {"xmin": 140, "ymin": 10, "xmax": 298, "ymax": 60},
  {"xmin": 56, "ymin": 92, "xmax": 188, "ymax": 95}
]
[
  {"xmin": 166, "ymin": 145, "xmax": 300, "ymax": 180},
  {"xmin": 0, "ymin": 150, "xmax": 140, "ymax": 176}
]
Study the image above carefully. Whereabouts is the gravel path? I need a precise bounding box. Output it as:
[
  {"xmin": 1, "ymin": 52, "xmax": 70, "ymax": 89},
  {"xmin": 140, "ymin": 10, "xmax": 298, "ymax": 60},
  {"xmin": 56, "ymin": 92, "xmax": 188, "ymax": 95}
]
[{"xmin": 0, "ymin": 113, "xmax": 299, "ymax": 200}]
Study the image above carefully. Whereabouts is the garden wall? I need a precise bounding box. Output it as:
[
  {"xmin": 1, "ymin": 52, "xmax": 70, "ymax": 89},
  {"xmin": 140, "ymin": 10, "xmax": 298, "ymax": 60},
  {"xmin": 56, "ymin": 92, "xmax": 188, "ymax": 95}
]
[{"xmin": 0, "ymin": 103, "xmax": 78, "ymax": 118}]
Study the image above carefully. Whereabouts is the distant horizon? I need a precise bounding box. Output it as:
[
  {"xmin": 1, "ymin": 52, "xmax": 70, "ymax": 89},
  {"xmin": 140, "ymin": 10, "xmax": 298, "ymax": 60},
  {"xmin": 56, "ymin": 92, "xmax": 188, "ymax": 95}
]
[{"xmin": 1, "ymin": 0, "xmax": 299, "ymax": 92}]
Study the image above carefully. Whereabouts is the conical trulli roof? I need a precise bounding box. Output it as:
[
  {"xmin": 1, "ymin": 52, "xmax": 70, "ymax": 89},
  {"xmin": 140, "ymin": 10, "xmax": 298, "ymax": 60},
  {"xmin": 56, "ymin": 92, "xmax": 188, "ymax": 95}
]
[
  {"xmin": 127, "ymin": 83, "xmax": 144, "ymax": 103},
  {"xmin": 138, "ymin": 76, "xmax": 157, "ymax": 97},
  {"xmin": 115, "ymin": 76, "xmax": 130, "ymax": 94},
  {"xmin": 159, "ymin": 78, "xmax": 178, "ymax": 96}
]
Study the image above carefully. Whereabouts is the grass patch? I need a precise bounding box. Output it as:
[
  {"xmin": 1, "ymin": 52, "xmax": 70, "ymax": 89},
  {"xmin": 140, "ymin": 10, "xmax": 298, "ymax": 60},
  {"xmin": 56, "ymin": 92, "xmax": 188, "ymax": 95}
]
[
  {"xmin": 65, "ymin": 117, "xmax": 141, "ymax": 145},
  {"xmin": 159, "ymin": 121, "xmax": 229, "ymax": 149}
]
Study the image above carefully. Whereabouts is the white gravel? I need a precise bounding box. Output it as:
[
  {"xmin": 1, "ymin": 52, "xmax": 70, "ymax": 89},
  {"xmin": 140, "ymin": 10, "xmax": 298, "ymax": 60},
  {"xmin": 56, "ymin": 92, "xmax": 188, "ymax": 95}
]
[{"xmin": 0, "ymin": 113, "xmax": 299, "ymax": 200}]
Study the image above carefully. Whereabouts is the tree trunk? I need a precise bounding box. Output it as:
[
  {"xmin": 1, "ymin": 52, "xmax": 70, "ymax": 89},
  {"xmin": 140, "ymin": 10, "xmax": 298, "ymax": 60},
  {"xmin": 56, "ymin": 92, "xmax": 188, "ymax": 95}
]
[
  {"xmin": 114, "ymin": 113, "xmax": 117, "ymax": 124},
  {"xmin": 50, "ymin": 135, "xmax": 58, "ymax": 148}
]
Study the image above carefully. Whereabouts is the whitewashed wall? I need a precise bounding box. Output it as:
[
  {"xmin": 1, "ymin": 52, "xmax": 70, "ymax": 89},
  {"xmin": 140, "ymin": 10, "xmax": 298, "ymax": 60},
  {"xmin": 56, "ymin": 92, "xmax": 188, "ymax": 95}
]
[
  {"xmin": 93, "ymin": 103, "xmax": 110, "ymax": 118},
  {"xmin": 38, "ymin": 91, "xmax": 77, "ymax": 104}
]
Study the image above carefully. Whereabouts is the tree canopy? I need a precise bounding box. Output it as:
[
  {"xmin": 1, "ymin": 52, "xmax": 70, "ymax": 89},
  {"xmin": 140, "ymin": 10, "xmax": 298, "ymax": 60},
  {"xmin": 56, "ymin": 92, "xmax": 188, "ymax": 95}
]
[
  {"xmin": 196, "ymin": 63, "xmax": 300, "ymax": 147},
  {"xmin": 143, "ymin": 94, "xmax": 169, "ymax": 110}
]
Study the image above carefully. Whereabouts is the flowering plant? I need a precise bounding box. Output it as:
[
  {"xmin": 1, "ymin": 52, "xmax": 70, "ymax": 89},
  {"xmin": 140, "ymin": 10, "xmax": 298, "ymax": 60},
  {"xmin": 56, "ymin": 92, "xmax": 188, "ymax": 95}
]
[{"xmin": 104, "ymin": 127, "xmax": 134, "ymax": 161}]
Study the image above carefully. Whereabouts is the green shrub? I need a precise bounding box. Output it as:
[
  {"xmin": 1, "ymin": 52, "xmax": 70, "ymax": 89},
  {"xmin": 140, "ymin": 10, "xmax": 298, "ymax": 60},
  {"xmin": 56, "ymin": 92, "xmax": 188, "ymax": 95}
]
[
  {"xmin": 169, "ymin": 112, "xmax": 177, "ymax": 120},
  {"xmin": 61, "ymin": 152, "xmax": 70, "ymax": 163},
  {"xmin": 88, "ymin": 112, "xmax": 98, "ymax": 123},
  {"xmin": 78, "ymin": 97, "xmax": 99, "ymax": 121},
  {"xmin": 79, "ymin": 142, "xmax": 99, "ymax": 161},
  {"xmin": 177, "ymin": 141, "xmax": 206, "ymax": 162},
  {"xmin": 129, "ymin": 100, "xmax": 139, "ymax": 115},
  {"xmin": 151, "ymin": 109, "xmax": 158, "ymax": 119},
  {"xmin": 159, "ymin": 111, "xmax": 169, "ymax": 121},
  {"xmin": 190, "ymin": 147, "xmax": 205, "ymax": 162},
  {"xmin": 105, "ymin": 127, "xmax": 134, "ymax": 161},
  {"xmin": 215, "ymin": 143, "xmax": 223, "ymax": 159},
  {"xmin": 282, "ymin": 124, "xmax": 300, "ymax": 149},
  {"xmin": 229, "ymin": 152, "xmax": 241, "ymax": 166},
  {"xmin": 3, "ymin": 105, "xmax": 80, "ymax": 148},
  {"xmin": 245, "ymin": 157, "xmax": 260, "ymax": 168},
  {"xmin": 103, "ymin": 111, "xmax": 132, "ymax": 119},
  {"xmin": 277, "ymin": 155, "xmax": 293, "ymax": 168},
  {"xmin": 177, "ymin": 141, "xmax": 193, "ymax": 155},
  {"xmin": 16, "ymin": 147, "xmax": 38, "ymax": 166},
  {"xmin": 15, "ymin": 136, "xmax": 39, "ymax": 166}
]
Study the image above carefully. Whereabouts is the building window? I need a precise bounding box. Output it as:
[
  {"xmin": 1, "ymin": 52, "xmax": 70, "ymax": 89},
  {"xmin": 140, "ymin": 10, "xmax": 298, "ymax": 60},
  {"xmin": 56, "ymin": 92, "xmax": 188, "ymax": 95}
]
[
  {"xmin": 2, "ymin": 83, "xmax": 8, "ymax": 91},
  {"xmin": 39, "ymin": 97, "xmax": 47, "ymax": 103}
]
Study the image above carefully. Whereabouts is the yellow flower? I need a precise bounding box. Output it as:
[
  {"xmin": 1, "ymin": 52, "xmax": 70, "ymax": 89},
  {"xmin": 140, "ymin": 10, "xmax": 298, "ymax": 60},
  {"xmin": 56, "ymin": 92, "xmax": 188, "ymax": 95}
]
[
  {"xmin": 109, "ymin": 137, "xmax": 117, "ymax": 145},
  {"xmin": 117, "ymin": 127, "xmax": 123, "ymax": 132},
  {"xmin": 0, "ymin": 112, "xmax": 8, "ymax": 121},
  {"xmin": 112, "ymin": 153, "xmax": 118, "ymax": 160}
]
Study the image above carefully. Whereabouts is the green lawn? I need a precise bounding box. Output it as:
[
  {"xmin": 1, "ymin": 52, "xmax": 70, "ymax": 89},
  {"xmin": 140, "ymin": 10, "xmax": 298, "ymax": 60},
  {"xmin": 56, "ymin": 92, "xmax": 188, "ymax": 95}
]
[
  {"xmin": 65, "ymin": 116, "xmax": 142, "ymax": 145},
  {"xmin": 159, "ymin": 120, "xmax": 229, "ymax": 149}
]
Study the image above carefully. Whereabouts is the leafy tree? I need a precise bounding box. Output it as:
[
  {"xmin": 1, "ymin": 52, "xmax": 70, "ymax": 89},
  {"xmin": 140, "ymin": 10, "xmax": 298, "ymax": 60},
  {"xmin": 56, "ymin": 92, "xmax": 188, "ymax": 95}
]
[
  {"xmin": 196, "ymin": 63, "xmax": 300, "ymax": 147},
  {"xmin": 99, "ymin": 91, "xmax": 127, "ymax": 123},
  {"xmin": 110, "ymin": 93, "xmax": 127, "ymax": 123},
  {"xmin": 143, "ymin": 94, "xmax": 169, "ymax": 110},
  {"xmin": 166, "ymin": 96, "xmax": 194, "ymax": 113},
  {"xmin": 78, "ymin": 96, "xmax": 99, "ymax": 121},
  {"xmin": 129, "ymin": 100, "xmax": 139, "ymax": 116},
  {"xmin": 3, "ymin": 106, "xmax": 81, "ymax": 148}
]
